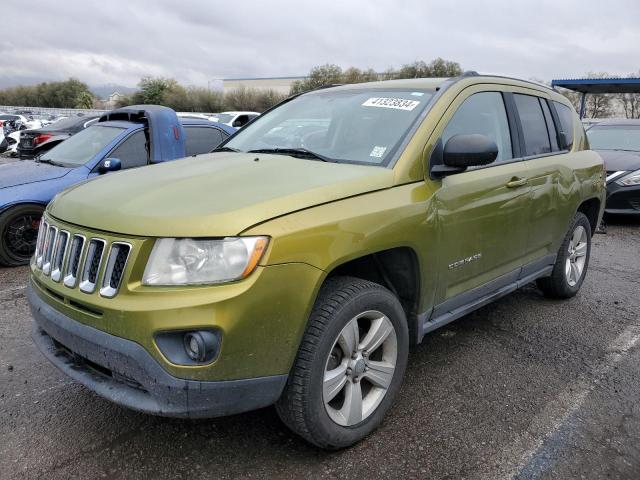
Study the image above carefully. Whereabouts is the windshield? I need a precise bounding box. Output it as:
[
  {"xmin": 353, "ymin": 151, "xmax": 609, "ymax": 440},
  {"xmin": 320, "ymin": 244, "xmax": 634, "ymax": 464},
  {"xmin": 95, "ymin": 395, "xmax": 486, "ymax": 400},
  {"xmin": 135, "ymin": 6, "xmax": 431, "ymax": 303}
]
[
  {"xmin": 587, "ymin": 125, "xmax": 640, "ymax": 152},
  {"xmin": 224, "ymin": 89, "xmax": 433, "ymax": 166},
  {"xmin": 39, "ymin": 125, "xmax": 124, "ymax": 167},
  {"xmin": 0, "ymin": 115, "xmax": 19, "ymax": 121},
  {"xmin": 213, "ymin": 114, "xmax": 235, "ymax": 124}
]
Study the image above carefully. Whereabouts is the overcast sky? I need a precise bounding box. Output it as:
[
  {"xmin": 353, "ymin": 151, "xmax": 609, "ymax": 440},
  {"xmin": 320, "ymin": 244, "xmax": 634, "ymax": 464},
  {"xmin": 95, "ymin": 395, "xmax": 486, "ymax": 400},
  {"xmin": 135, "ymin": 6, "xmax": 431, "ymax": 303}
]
[{"xmin": 1, "ymin": 0, "xmax": 639, "ymax": 89}]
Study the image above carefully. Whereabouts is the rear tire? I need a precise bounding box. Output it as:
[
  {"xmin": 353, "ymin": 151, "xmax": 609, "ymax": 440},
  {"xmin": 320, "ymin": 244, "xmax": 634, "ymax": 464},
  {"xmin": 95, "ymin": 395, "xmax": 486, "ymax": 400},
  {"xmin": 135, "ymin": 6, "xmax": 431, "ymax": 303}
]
[
  {"xmin": 0, "ymin": 204, "xmax": 45, "ymax": 266},
  {"xmin": 536, "ymin": 212, "xmax": 591, "ymax": 299},
  {"xmin": 276, "ymin": 276, "xmax": 409, "ymax": 449}
]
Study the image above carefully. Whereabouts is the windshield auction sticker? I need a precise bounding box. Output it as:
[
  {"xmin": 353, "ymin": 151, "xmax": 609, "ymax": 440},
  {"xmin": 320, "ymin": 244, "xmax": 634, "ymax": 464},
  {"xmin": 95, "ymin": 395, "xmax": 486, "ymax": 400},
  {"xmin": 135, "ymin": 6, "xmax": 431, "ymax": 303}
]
[{"xmin": 362, "ymin": 97, "xmax": 420, "ymax": 111}]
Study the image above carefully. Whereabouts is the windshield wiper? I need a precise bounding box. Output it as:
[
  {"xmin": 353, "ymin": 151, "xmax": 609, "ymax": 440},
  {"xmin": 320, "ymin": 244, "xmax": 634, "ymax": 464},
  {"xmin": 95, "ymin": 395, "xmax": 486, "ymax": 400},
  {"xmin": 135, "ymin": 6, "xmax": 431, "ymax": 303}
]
[
  {"xmin": 211, "ymin": 146, "xmax": 241, "ymax": 153},
  {"xmin": 35, "ymin": 158, "xmax": 63, "ymax": 167},
  {"xmin": 247, "ymin": 148, "xmax": 335, "ymax": 162}
]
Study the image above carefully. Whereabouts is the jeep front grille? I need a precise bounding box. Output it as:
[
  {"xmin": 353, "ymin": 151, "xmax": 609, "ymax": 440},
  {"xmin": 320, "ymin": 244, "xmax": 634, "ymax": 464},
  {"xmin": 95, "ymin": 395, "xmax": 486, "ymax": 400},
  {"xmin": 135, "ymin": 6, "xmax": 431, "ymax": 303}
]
[
  {"xmin": 64, "ymin": 235, "xmax": 85, "ymax": 288},
  {"xmin": 35, "ymin": 219, "xmax": 132, "ymax": 298},
  {"xmin": 51, "ymin": 231, "xmax": 69, "ymax": 282},
  {"xmin": 100, "ymin": 243, "xmax": 131, "ymax": 298},
  {"xmin": 42, "ymin": 225, "xmax": 58, "ymax": 275},
  {"xmin": 80, "ymin": 239, "xmax": 106, "ymax": 293}
]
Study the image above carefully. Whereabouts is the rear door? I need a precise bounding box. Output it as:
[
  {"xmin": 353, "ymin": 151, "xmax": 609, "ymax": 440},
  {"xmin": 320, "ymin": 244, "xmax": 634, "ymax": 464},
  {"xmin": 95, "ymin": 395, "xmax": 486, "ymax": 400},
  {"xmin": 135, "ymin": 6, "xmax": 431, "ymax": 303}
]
[
  {"xmin": 513, "ymin": 94, "xmax": 573, "ymax": 263},
  {"xmin": 431, "ymin": 87, "xmax": 532, "ymax": 302}
]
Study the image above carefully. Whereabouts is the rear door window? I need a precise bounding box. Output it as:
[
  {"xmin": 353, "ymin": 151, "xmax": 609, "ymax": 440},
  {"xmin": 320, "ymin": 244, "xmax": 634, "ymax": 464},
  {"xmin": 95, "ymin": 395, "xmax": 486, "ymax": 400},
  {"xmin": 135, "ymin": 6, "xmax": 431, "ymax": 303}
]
[
  {"xmin": 540, "ymin": 100, "xmax": 559, "ymax": 151},
  {"xmin": 108, "ymin": 130, "xmax": 148, "ymax": 169},
  {"xmin": 184, "ymin": 126, "xmax": 225, "ymax": 155},
  {"xmin": 514, "ymin": 94, "xmax": 551, "ymax": 156},
  {"xmin": 442, "ymin": 91, "xmax": 513, "ymax": 164}
]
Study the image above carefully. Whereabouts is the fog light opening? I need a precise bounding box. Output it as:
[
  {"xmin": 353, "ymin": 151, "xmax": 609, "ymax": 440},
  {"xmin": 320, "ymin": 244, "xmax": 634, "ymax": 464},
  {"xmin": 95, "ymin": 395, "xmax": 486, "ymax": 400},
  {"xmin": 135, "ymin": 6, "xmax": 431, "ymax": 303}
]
[
  {"xmin": 183, "ymin": 331, "xmax": 218, "ymax": 363},
  {"xmin": 184, "ymin": 332, "xmax": 205, "ymax": 361}
]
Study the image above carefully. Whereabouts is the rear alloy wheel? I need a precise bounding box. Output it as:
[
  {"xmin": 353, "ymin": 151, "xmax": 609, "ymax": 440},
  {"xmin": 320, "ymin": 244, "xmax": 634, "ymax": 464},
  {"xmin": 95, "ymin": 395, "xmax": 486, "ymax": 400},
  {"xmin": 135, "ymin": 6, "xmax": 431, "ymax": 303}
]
[
  {"xmin": 537, "ymin": 212, "xmax": 592, "ymax": 298},
  {"xmin": 0, "ymin": 204, "xmax": 45, "ymax": 266},
  {"xmin": 276, "ymin": 276, "xmax": 408, "ymax": 449}
]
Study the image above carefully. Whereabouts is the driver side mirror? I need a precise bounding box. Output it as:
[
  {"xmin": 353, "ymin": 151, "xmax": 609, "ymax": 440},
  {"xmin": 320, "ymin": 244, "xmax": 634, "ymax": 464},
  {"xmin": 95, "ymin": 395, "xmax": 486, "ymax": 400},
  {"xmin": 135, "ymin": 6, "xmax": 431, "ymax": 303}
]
[
  {"xmin": 232, "ymin": 118, "xmax": 244, "ymax": 128},
  {"xmin": 98, "ymin": 157, "xmax": 122, "ymax": 174},
  {"xmin": 431, "ymin": 134, "xmax": 498, "ymax": 177}
]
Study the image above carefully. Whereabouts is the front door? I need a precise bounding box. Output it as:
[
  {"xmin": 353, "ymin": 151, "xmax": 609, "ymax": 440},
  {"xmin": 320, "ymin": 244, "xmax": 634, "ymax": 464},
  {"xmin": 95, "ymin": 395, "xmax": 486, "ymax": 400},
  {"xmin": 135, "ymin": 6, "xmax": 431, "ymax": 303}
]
[{"xmin": 431, "ymin": 90, "xmax": 532, "ymax": 303}]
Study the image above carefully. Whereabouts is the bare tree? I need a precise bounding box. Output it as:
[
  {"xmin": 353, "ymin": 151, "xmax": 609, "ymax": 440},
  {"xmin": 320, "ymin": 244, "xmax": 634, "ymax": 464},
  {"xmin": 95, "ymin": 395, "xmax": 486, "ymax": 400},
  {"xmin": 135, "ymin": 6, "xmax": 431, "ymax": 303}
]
[{"xmin": 616, "ymin": 71, "xmax": 640, "ymax": 119}]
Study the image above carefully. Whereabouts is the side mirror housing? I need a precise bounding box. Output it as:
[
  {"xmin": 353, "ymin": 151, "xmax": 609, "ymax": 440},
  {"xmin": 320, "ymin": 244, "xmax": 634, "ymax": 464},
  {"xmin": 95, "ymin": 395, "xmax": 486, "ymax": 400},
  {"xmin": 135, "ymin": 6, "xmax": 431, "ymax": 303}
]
[
  {"xmin": 443, "ymin": 134, "xmax": 498, "ymax": 168},
  {"xmin": 98, "ymin": 157, "xmax": 122, "ymax": 174},
  {"xmin": 231, "ymin": 119, "xmax": 243, "ymax": 128}
]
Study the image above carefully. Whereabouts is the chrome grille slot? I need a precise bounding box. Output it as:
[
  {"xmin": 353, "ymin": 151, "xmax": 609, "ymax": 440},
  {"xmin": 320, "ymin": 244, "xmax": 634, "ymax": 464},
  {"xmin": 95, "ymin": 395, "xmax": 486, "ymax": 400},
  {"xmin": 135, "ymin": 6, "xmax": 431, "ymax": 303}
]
[
  {"xmin": 51, "ymin": 231, "xmax": 70, "ymax": 282},
  {"xmin": 100, "ymin": 243, "xmax": 131, "ymax": 298},
  {"xmin": 42, "ymin": 226, "xmax": 58, "ymax": 275},
  {"xmin": 35, "ymin": 220, "xmax": 47, "ymax": 267},
  {"xmin": 79, "ymin": 238, "xmax": 106, "ymax": 294},
  {"xmin": 63, "ymin": 235, "xmax": 85, "ymax": 288}
]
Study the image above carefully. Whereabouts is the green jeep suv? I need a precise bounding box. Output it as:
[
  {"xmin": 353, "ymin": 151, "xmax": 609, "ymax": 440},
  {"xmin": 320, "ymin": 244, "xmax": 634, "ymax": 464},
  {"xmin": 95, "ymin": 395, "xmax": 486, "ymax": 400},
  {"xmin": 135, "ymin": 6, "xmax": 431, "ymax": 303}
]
[{"xmin": 28, "ymin": 75, "xmax": 605, "ymax": 449}]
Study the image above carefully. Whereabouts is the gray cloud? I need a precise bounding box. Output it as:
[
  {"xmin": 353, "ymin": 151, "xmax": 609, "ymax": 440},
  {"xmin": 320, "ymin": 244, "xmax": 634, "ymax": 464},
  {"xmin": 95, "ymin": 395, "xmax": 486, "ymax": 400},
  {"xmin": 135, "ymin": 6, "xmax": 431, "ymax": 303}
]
[{"xmin": 1, "ymin": 0, "xmax": 639, "ymax": 89}]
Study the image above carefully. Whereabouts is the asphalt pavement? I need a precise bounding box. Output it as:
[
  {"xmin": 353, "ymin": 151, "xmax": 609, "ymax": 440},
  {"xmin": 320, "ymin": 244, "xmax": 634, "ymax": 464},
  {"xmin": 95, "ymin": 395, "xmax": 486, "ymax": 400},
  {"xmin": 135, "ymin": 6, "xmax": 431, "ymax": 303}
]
[{"xmin": 1, "ymin": 218, "xmax": 639, "ymax": 479}]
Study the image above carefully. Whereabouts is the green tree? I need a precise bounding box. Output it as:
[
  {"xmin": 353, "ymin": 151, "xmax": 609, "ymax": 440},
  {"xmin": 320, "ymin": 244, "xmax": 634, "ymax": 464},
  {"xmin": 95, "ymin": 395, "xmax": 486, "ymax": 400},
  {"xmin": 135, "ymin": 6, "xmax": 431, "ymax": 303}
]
[
  {"xmin": 0, "ymin": 78, "xmax": 94, "ymax": 108},
  {"xmin": 290, "ymin": 64, "xmax": 344, "ymax": 95},
  {"xmin": 394, "ymin": 58, "xmax": 462, "ymax": 79},
  {"xmin": 75, "ymin": 91, "xmax": 95, "ymax": 109}
]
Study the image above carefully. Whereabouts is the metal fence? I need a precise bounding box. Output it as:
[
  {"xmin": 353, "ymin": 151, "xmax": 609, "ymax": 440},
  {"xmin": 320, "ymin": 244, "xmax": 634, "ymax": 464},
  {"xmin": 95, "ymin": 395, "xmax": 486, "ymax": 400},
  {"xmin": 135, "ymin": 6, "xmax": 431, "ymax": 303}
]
[{"xmin": 0, "ymin": 105, "xmax": 108, "ymax": 118}]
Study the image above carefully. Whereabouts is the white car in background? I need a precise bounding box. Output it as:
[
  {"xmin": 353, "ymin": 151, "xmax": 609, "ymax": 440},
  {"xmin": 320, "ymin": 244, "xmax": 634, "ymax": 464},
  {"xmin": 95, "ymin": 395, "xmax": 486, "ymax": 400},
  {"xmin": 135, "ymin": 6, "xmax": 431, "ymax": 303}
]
[{"xmin": 210, "ymin": 111, "xmax": 260, "ymax": 128}]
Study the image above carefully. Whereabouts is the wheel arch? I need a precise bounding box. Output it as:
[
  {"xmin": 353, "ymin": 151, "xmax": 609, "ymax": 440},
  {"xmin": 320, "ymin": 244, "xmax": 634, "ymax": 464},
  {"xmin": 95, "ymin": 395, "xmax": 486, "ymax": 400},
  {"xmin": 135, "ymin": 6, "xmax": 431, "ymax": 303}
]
[
  {"xmin": 323, "ymin": 246, "xmax": 422, "ymax": 344},
  {"xmin": 576, "ymin": 196, "xmax": 601, "ymax": 236}
]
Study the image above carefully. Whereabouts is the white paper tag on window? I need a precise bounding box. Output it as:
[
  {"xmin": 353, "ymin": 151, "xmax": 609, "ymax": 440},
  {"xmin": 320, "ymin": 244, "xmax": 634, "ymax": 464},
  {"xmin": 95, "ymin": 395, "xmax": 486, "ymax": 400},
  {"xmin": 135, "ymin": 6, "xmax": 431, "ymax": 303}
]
[
  {"xmin": 362, "ymin": 97, "xmax": 420, "ymax": 111},
  {"xmin": 370, "ymin": 146, "xmax": 387, "ymax": 158}
]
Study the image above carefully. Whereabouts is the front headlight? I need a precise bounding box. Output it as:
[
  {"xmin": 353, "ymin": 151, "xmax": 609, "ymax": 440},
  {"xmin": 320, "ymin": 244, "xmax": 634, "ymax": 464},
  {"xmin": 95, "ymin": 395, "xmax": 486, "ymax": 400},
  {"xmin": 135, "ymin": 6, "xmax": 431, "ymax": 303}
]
[
  {"xmin": 142, "ymin": 237, "xmax": 269, "ymax": 286},
  {"xmin": 616, "ymin": 169, "xmax": 640, "ymax": 187}
]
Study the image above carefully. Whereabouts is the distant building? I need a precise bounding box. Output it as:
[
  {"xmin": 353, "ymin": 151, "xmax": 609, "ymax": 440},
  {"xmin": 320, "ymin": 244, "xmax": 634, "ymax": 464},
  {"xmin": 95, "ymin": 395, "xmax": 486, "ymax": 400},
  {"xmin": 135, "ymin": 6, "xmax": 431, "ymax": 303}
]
[
  {"xmin": 222, "ymin": 76, "xmax": 306, "ymax": 94},
  {"xmin": 102, "ymin": 91, "xmax": 125, "ymax": 109}
]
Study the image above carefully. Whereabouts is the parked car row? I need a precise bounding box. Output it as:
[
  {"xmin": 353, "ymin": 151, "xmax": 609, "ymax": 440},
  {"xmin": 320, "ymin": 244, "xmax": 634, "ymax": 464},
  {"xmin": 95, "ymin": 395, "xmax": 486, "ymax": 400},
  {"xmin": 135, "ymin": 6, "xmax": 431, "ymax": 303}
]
[
  {"xmin": 6, "ymin": 75, "xmax": 640, "ymax": 449},
  {"xmin": 0, "ymin": 105, "xmax": 234, "ymax": 265}
]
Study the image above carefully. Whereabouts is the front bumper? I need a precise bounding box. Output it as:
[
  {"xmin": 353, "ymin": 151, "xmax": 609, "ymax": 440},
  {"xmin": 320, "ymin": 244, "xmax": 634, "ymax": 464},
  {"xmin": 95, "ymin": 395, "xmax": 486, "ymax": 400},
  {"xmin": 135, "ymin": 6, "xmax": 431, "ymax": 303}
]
[
  {"xmin": 29, "ymin": 282, "xmax": 287, "ymax": 418},
  {"xmin": 605, "ymin": 182, "xmax": 640, "ymax": 215}
]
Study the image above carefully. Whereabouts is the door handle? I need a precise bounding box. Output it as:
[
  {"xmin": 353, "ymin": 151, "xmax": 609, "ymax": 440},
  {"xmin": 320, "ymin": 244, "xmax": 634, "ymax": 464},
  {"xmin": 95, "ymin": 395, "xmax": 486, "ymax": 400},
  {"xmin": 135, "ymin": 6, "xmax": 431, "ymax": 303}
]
[{"xmin": 506, "ymin": 177, "xmax": 529, "ymax": 188}]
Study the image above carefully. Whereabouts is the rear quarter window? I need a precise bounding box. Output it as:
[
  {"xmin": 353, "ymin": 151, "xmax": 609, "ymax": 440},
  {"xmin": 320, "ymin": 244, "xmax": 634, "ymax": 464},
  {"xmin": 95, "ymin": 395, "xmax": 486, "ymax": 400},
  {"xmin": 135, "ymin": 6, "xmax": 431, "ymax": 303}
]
[{"xmin": 553, "ymin": 102, "xmax": 575, "ymax": 150}]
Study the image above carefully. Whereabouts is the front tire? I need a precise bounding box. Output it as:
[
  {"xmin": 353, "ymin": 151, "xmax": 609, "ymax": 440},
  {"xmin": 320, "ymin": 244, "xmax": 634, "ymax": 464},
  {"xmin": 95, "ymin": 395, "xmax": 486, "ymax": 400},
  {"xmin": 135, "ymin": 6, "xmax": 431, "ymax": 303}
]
[
  {"xmin": 0, "ymin": 204, "xmax": 45, "ymax": 266},
  {"xmin": 537, "ymin": 212, "xmax": 592, "ymax": 299},
  {"xmin": 276, "ymin": 276, "xmax": 409, "ymax": 449}
]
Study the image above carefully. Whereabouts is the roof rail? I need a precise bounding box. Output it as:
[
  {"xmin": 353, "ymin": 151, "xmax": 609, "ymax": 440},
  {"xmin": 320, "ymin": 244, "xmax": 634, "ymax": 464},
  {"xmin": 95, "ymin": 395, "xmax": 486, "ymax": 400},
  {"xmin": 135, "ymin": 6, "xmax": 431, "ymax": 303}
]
[{"xmin": 461, "ymin": 71, "xmax": 479, "ymax": 77}]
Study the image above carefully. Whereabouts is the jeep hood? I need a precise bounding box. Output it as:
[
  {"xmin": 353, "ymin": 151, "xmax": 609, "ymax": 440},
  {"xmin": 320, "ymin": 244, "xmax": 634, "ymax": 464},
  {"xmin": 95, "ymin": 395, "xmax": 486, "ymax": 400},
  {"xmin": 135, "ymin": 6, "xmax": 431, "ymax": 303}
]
[
  {"xmin": 49, "ymin": 153, "xmax": 394, "ymax": 237},
  {"xmin": 0, "ymin": 160, "xmax": 72, "ymax": 189}
]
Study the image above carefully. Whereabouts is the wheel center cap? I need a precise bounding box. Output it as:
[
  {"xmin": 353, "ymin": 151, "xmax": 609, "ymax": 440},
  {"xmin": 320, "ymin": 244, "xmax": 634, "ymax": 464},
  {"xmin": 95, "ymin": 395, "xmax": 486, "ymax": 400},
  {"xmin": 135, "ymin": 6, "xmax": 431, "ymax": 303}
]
[{"xmin": 353, "ymin": 359, "xmax": 366, "ymax": 376}]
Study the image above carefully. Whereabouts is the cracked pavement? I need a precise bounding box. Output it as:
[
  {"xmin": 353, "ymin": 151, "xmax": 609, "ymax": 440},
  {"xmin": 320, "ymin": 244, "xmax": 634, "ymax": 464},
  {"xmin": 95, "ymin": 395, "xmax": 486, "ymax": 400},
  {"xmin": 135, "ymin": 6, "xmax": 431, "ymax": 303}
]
[{"xmin": 1, "ymin": 217, "xmax": 639, "ymax": 479}]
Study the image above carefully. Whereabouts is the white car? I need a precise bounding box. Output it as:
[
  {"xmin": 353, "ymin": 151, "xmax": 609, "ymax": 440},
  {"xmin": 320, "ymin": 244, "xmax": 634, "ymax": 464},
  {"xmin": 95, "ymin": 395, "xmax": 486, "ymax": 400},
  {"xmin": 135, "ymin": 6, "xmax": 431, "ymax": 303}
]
[
  {"xmin": 4, "ymin": 130, "xmax": 21, "ymax": 156},
  {"xmin": 0, "ymin": 113, "xmax": 42, "ymax": 131},
  {"xmin": 210, "ymin": 111, "xmax": 260, "ymax": 128}
]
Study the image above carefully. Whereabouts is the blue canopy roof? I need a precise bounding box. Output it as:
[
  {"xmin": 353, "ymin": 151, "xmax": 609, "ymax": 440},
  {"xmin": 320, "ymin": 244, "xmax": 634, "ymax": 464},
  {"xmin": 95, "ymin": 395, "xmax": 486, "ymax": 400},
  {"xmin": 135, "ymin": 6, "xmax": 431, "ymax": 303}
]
[{"xmin": 551, "ymin": 78, "xmax": 640, "ymax": 94}]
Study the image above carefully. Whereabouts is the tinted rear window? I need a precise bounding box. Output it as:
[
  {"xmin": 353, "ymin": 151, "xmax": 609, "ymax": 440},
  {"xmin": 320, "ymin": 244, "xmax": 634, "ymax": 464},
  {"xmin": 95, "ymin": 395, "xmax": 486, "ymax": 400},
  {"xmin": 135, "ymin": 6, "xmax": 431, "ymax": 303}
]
[
  {"xmin": 514, "ymin": 94, "xmax": 551, "ymax": 156},
  {"xmin": 184, "ymin": 126, "xmax": 225, "ymax": 155}
]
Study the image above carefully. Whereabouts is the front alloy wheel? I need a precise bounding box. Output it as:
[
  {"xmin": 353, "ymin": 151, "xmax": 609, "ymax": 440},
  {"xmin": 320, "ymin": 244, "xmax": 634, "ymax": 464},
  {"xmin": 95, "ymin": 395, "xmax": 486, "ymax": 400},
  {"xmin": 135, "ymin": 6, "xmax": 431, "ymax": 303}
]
[
  {"xmin": 0, "ymin": 204, "xmax": 45, "ymax": 266},
  {"xmin": 323, "ymin": 310, "xmax": 398, "ymax": 426},
  {"xmin": 277, "ymin": 276, "xmax": 408, "ymax": 449}
]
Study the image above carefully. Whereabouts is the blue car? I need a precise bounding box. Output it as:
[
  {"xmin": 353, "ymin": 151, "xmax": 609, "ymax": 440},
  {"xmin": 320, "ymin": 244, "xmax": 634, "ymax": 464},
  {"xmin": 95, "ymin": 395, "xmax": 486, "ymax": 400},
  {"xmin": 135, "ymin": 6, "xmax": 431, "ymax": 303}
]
[{"xmin": 0, "ymin": 105, "xmax": 235, "ymax": 266}]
